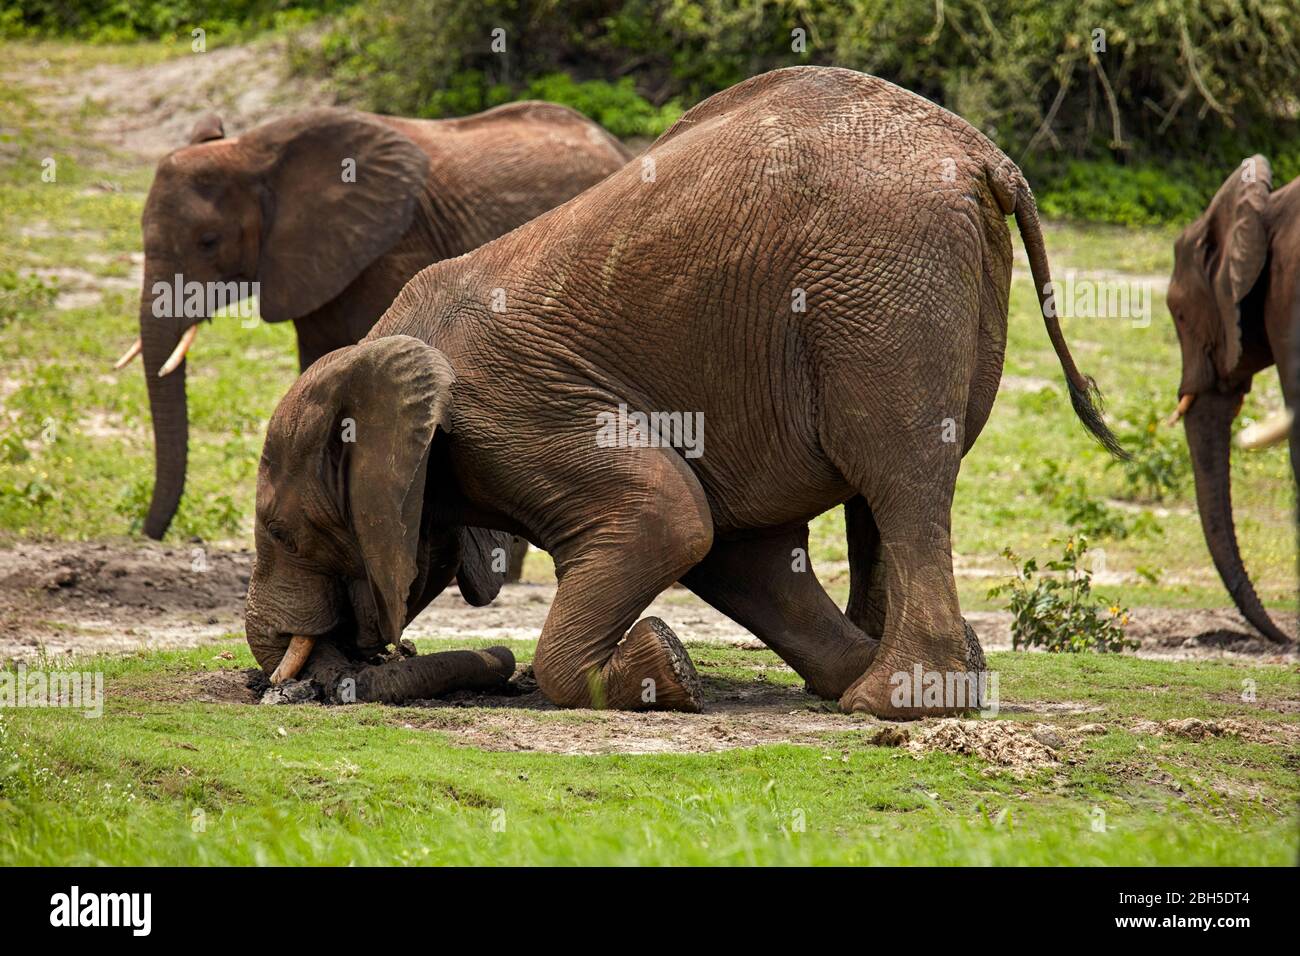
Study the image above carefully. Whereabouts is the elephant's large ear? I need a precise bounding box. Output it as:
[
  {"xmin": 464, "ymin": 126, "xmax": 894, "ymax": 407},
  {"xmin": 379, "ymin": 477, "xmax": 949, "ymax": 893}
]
[
  {"xmin": 455, "ymin": 526, "xmax": 514, "ymax": 606},
  {"xmin": 188, "ymin": 113, "xmax": 225, "ymax": 144},
  {"xmin": 330, "ymin": 335, "xmax": 454, "ymax": 645},
  {"xmin": 249, "ymin": 109, "xmax": 430, "ymax": 323},
  {"xmin": 1208, "ymin": 155, "xmax": 1272, "ymax": 376}
]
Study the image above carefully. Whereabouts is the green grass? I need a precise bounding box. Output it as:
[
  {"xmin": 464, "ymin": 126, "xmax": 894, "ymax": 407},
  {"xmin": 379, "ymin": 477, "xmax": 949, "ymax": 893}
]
[{"xmin": 1, "ymin": 640, "xmax": 1295, "ymax": 865}]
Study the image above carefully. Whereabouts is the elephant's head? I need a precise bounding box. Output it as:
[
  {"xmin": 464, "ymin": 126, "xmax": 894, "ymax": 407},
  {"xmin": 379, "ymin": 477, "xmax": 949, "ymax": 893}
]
[
  {"xmin": 1165, "ymin": 155, "xmax": 1291, "ymax": 643},
  {"xmin": 121, "ymin": 109, "xmax": 430, "ymax": 539},
  {"xmin": 243, "ymin": 335, "xmax": 514, "ymax": 695}
]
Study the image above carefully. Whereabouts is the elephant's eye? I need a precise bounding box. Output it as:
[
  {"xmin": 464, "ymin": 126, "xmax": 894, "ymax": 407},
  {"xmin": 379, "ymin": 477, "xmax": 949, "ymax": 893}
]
[
  {"xmin": 266, "ymin": 522, "xmax": 297, "ymax": 554},
  {"xmin": 197, "ymin": 231, "xmax": 219, "ymax": 251}
]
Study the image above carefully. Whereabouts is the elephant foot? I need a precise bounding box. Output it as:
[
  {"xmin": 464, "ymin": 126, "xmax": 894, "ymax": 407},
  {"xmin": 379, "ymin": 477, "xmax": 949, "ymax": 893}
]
[
  {"xmin": 601, "ymin": 617, "xmax": 703, "ymax": 712},
  {"xmin": 804, "ymin": 638, "xmax": 880, "ymax": 701},
  {"xmin": 839, "ymin": 620, "xmax": 987, "ymax": 720}
]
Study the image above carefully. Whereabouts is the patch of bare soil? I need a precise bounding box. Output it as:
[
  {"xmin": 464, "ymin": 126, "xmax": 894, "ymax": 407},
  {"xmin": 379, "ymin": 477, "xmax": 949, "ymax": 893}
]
[
  {"xmin": 145, "ymin": 666, "xmax": 261, "ymax": 705},
  {"xmin": 124, "ymin": 660, "xmax": 1300, "ymax": 757},
  {"xmin": 965, "ymin": 608, "xmax": 1299, "ymax": 662},
  {"xmin": 1, "ymin": 542, "xmax": 1295, "ymax": 668},
  {"xmin": 16, "ymin": 35, "xmax": 339, "ymax": 161},
  {"xmin": 0, "ymin": 541, "xmax": 251, "ymax": 661},
  {"xmin": 411, "ymin": 674, "xmax": 876, "ymax": 755},
  {"xmin": 137, "ymin": 663, "xmax": 883, "ymax": 754}
]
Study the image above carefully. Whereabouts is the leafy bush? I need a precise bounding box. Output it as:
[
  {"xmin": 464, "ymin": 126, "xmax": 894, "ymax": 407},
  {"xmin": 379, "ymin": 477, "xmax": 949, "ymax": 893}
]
[
  {"xmin": 1031, "ymin": 460, "xmax": 1161, "ymax": 540},
  {"xmin": 115, "ymin": 477, "xmax": 243, "ymax": 540},
  {"xmin": 0, "ymin": 1, "xmax": 348, "ymax": 41},
  {"xmin": 1037, "ymin": 161, "xmax": 1211, "ymax": 226},
  {"xmin": 0, "ymin": 270, "xmax": 55, "ymax": 328},
  {"xmin": 300, "ymin": 0, "xmax": 1300, "ymax": 220},
  {"xmin": 1108, "ymin": 406, "xmax": 1189, "ymax": 502},
  {"xmin": 521, "ymin": 74, "xmax": 682, "ymax": 138},
  {"xmin": 989, "ymin": 537, "xmax": 1136, "ymax": 653}
]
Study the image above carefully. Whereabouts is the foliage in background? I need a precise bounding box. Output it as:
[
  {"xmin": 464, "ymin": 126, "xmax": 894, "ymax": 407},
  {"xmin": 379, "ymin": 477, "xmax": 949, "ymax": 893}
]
[
  {"xmin": 1031, "ymin": 460, "xmax": 1161, "ymax": 540},
  {"xmin": 990, "ymin": 538, "xmax": 1137, "ymax": 653},
  {"xmin": 0, "ymin": 1, "xmax": 346, "ymax": 42},
  {"xmin": 402, "ymin": 70, "xmax": 683, "ymax": 139},
  {"xmin": 0, "ymin": 268, "xmax": 54, "ymax": 328},
  {"xmin": 298, "ymin": 0, "xmax": 1300, "ymax": 221},
  {"xmin": 10, "ymin": 2, "xmax": 1300, "ymax": 221},
  {"xmin": 1108, "ymin": 404, "xmax": 1190, "ymax": 502}
]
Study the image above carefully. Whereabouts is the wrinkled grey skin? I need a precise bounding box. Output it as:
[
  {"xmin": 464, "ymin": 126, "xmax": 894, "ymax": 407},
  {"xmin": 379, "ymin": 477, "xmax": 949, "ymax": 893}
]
[
  {"xmin": 135, "ymin": 103, "xmax": 630, "ymax": 541},
  {"xmin": 1166, "ymin": 157, "xmax": 1297, "ymax": 644},
  {"xmin": 245, "ymin": 68, "xmax": 1122, "ymax": 716}
]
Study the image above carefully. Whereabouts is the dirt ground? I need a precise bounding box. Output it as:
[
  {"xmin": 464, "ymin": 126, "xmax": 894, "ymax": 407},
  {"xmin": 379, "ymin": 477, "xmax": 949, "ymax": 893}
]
[
  {"xmin": 141, "ymin": 659, "xmax": 1300, "ymax": 760},
  {"xmin": 3, "ymin": 541, "xmax": 1296, "ymax": 668},
  {"xmin": 19, "ymin": 35, "xmax": 338, "ymax": 162}
]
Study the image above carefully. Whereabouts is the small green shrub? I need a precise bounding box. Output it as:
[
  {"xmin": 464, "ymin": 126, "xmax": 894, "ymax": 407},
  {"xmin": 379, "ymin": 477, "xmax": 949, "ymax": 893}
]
[
  {"xmin": 0, "ymin": 270, "xmax": 56, "ymax": 328},
  {"xmin": 1032, "ymin": 460, "xmax": 1160, "ymax": 540},
  {"xmin": 1108, "ymin": 406, "xmax": 1189, "ymax": 502},
  {"xmin": 989, "ymin": 537, "xmax": 1136, "ymax": 653},
  {"xmin": 1059, "ymin": 490, "xmax": 1132, "ymax": 540},
  {"xmin": 0, "ymin": 1, "xmax": 348, "ymax": 41},
  {"xmin": 175, "ymin": 492, "xmax": 244, "ymax": 540},
  {"xmin": 115, "ymin": 477, "xmax": 244, "ymax": 540},
  {"xmin": 520, "ymin": 74, "xmax": 682, "ymax": 139}
]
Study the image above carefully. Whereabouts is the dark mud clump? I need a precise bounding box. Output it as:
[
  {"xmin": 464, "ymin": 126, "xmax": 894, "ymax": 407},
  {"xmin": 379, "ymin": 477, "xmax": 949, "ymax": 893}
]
[{"xmin": 0, "ymin": 542, "xmax": 252, "ymax": 618}]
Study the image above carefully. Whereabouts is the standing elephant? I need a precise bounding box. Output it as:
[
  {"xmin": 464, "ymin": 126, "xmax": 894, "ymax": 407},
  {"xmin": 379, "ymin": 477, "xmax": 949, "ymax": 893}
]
[
  {"xmin": 1164, "ymin": 156, "xmax": 1296, "ymax": 644},
  {"xmin": 116, "ymin": 103, "xmax": 631, "ymax": 549},
  {"xmin": 243, "ymin": 67, "xmax": 1123, "ymax": 716}
]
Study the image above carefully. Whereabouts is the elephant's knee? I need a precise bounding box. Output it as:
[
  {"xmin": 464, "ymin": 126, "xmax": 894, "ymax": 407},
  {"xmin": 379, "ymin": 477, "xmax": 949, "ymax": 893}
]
[
  {"xmin": 532, "ymin": 649, "xmax": 593, "ymax": 709},
  {"xmin": 637, "ymin": 507, "xmax": 713, "ymax": 579}
]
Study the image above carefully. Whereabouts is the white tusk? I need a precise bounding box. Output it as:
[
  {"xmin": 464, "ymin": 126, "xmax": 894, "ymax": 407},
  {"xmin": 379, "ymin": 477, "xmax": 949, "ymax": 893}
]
[
  {"xmin": 269, "ymin": 635, "xmax": 317, "ymax": 685},
  {"xmin": 158, "ymin": 324, "xmax": 199, "ymax": 377},
  {"xmin": 112, "ymin": 337, "xmax": 142, "ymax": 370},
  {"xmin": 1163, "ymin": 393, "xmax": 1195, "ymax": 428},
  {"xmin": 1237, "ymin": 408, "xmax": 1293, "ymax": 450}
]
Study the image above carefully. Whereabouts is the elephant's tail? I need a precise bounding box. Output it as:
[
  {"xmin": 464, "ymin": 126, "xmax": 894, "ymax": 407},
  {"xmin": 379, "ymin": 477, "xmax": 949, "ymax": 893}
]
[{"xmin": 1005, "ymin": 168, "xmax": 1129, "ymax": 461}]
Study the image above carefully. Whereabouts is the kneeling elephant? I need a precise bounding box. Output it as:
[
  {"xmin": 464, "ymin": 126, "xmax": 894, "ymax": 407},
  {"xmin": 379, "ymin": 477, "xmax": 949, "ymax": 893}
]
[{"xmin": 243, "ymin": 67, "xmax": 1124, "ymax": 718}]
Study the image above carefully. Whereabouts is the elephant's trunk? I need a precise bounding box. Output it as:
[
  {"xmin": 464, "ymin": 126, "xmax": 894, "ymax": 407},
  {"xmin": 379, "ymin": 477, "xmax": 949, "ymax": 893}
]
[
  {"xmin": 281, "ymin": 638, "xmax": 514, "ymax": 703},
  {"xmin": 245, "ymin": 576, "xmax": 516, "ymax": 702},
  {"xmin": 1184, "ymin": 391, "xmax": 1294, "ymax": 643},
  {"xmin": 139, "ymin": 260, "xmax": 189, "ymax": 539},
  {"xmin": 352, "ymin": 647, "xmax": 516, "ymax": 703}
]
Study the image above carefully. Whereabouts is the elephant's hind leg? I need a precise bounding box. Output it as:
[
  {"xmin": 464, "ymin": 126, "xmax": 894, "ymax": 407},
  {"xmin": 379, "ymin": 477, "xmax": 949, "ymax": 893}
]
[
  {"xmin": 843, "ymin": 495, "xmax": 888, "ymax": 640},
  {"xmin": 821, "ymin": 388, "xmax": 986, "ymax": 719},
  {"xmin": 681, "ymin": 524, "xmax": 878, "ymax": 699},
  {"xmin": 531, "ymin": 449, "xmax": 713, "ymax": 712}
]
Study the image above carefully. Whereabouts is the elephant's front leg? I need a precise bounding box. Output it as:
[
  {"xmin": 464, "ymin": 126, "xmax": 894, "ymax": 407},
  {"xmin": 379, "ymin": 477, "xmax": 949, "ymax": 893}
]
[{"xmin": 531, "ymin": 454, "xmax": 713, "ymax": 712}]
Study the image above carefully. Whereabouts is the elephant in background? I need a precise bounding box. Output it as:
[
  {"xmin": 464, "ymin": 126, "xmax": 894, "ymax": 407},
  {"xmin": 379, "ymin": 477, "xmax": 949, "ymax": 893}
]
[
  {"xmin": 1164, "ymin": 156, "xmax": 1296, "ymax": 644},
  {"xmin": 118, "ymin": 103, "xmax": 631, "ymax": 554},
  {"xmin": 242, "ymin": 67, "xmax": 1124, "ymax": 716}
]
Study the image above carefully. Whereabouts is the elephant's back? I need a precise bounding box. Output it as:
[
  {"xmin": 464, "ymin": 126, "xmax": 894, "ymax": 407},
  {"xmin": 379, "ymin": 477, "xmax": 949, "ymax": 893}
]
[
  {"xmin": 652, "ymin": 66, "xmax": 1006, "ymax": 173},
  {"xmin": 389, "ymin": 103, "xmax": 630, "ymax": 179},
  {"xmin": 467, "ymin": 67, "xmax": 1009, "ymax": 326}
]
